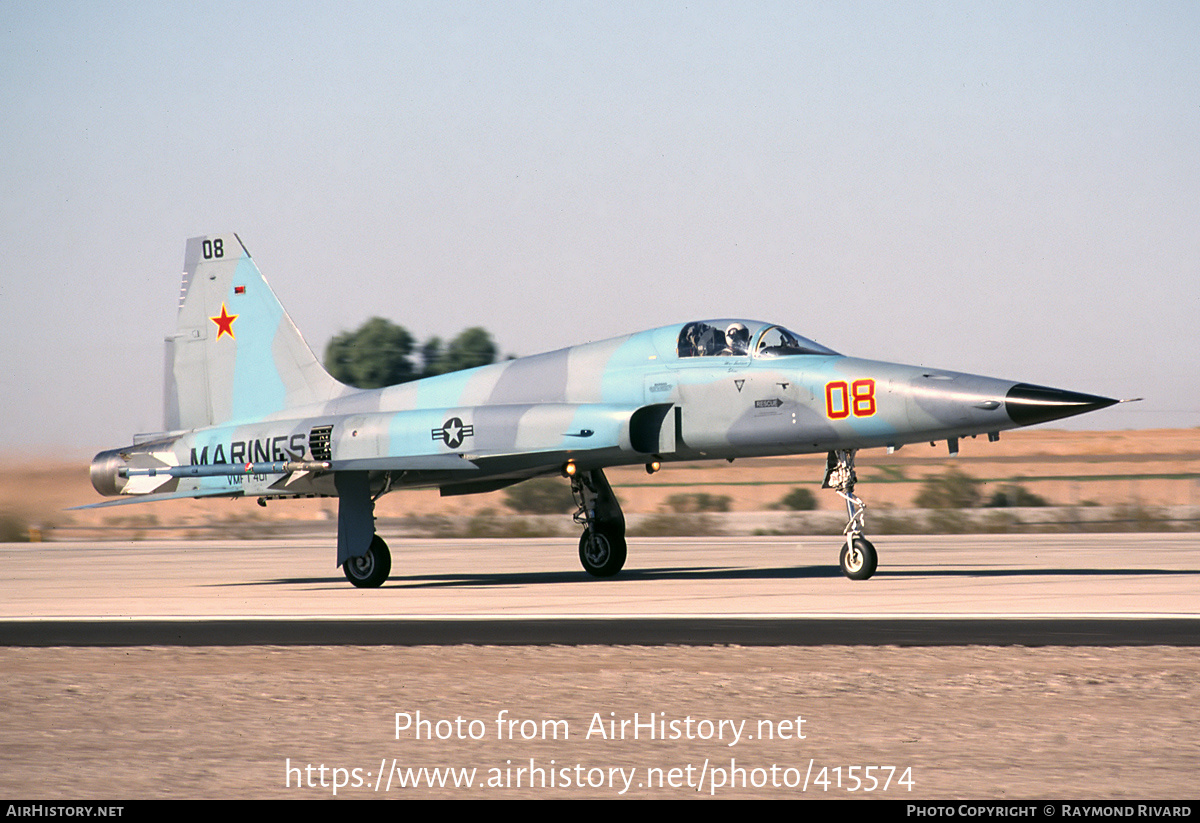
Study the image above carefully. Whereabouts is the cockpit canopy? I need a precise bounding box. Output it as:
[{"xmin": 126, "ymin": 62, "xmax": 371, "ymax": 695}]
[{"xmin": 677, "ymin": 320, "xmax": 839, "ymax": 359}]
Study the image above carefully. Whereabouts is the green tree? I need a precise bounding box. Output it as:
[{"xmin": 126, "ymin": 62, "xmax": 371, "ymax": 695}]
[
  {"xmin": 914, "ymin": 469, "xmax": 982, "ymax": 509},
  {"xmin": 325, "ymin": 321, "xmax": 500, "ymax": 387},
  {"xmin": 426, "ymin": 327, "xmax": 497, "ymax": 376},
  {"xmin": 664, "ymin": 492, "xmax": 731, "ymax": 513},
  {"xmin": 503, "ymin": 478, "xmax": 576, "ymax": 514},
  {"xmin": 419, "ymin": 336, "xmax": 445, "ymax": 377},
  {"xmin": 986, "ymin": 484, "xmax": 1048, "ymax": 507},
  {"xmin": 324, "ymin": 317, "xmax": 417, "ymax": 388},
  {"xmin": 777, "ymin": 487, "xmax": 817, "ymax": 511}
]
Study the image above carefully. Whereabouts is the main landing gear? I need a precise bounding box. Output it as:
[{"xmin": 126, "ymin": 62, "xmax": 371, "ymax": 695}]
[
  {"xmin": 570, "ymin": 467, "xmax": 627, "ymax": 577},
  {"xmin": 343, "ymin": 533, "xmax": 392, "ymax": 588},
  {"xmin": 822, "ymin": 449, "xmax": 878, "ymax": 580},
  {"xmin": 335, "ymin": 471, "xmax": 393, "ymax": 588}
]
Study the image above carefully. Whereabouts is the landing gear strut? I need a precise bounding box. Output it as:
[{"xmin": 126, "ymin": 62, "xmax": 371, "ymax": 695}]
[
  {"xmin": 823, "ymin": 449, "xmax": 878, "ymax": 580},
  {"xmin": 570, "ymin": 468, "xmax": 627, "ymax": 577}
]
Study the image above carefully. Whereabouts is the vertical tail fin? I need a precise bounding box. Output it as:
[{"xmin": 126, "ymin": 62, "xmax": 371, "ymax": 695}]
[{"xmin": 164, "ymin": 234, "xmax": 347, "ymax": 430}]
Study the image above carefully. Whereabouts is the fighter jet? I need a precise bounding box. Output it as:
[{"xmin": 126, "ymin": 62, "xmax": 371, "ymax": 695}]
[{"xmin": 84, "ymin": 234, "xmax": 1119, "ymax": 586}]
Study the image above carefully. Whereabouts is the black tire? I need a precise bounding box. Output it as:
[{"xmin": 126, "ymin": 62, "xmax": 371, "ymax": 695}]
[
  {"xmin": 839, "ymin": 536, "xmax": 877, "ymax": 581},
  {"xmin": 578, "ymin": 527, "xmax": 627, "ymax": 578},
  {"xmin": 343, "ymin": 534, "xmax": 392, "ymax": 588}
]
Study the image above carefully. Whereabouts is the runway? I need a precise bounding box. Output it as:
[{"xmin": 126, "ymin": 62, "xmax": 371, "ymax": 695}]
[
  {"xmin": 2, "ymin": 533, "xmax": 1197, "ymax": 645},
  {"xmin": 4, "ymin": 533, "xmax": 1198, "ymax": 798}
]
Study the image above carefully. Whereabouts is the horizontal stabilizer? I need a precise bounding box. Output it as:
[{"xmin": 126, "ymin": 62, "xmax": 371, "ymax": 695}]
[{"xmin": 69, "ymin": 487, "xmax": 244, "ymax": 510}]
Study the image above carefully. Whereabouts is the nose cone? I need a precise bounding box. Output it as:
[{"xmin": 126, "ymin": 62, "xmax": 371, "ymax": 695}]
[{"xmin": 1005, "ymin": 383, "xmax": 1118, "ymax": 427}]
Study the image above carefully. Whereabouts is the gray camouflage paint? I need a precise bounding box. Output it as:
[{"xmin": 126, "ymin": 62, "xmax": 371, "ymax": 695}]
[{"xmin": 87, "ymin": 235, "xmax": 1118, "ymax": 565}]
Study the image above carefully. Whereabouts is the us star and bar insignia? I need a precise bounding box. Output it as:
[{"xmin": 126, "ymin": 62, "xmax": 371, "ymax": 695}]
[{"xmin": 432, "ymin": 417, "xmax": 474, "ymax": 449}]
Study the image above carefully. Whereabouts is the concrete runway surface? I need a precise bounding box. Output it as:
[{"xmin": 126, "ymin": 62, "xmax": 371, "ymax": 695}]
[
  {"xmin": 3, "ymin": 533, "xmax": 1199, "ymax": 617},
  {"xmin": 2, "ymin": 534, "xmax": 1197, "ymax": 798}
]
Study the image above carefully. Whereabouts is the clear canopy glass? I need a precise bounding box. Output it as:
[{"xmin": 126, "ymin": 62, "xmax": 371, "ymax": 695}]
[{"xmin": 676, "ymin": 320, "xmax": 838, "ymax": 359}]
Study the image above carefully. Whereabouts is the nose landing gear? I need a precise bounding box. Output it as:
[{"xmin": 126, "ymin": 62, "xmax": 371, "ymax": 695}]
[
  {"xmin": 839, "ymin": 535, "xmax": 877, "ymax": 581},
  {"xmin": 823, "ymin": 449, "xmax": 878, "ymax": 580}
]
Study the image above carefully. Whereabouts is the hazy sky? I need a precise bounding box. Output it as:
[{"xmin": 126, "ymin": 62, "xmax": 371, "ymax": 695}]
[{"xmin": 2, "ymin": 2, "xmax": 1197, "ymax": 454}]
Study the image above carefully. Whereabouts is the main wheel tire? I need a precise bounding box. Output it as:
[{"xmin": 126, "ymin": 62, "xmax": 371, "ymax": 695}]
[
  {"xmin": 343, "ymin": 534, "xmax": 392, "ymax": 588},
  {"xmin": 839, "ymin": 536, "xmax": 877, "ymax": 581},
  {"xmin": 579, "ymin": 527, "xmax": 627, "ymax": 578}
]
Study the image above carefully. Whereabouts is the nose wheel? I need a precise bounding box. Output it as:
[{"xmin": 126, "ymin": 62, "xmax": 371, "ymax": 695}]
[{"xmin": 840, "ymin": 536, "xmax": 877, "ymax": 580}]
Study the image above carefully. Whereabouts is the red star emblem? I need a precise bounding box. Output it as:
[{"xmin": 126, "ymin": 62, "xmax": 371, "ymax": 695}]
[{"xmin": 210, "ymin": 303, "xmax": 238, "ymax": 340}]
